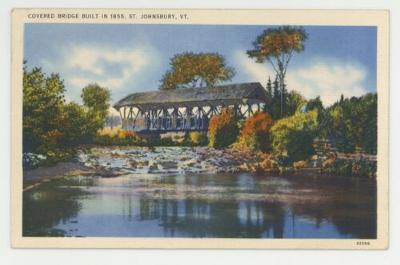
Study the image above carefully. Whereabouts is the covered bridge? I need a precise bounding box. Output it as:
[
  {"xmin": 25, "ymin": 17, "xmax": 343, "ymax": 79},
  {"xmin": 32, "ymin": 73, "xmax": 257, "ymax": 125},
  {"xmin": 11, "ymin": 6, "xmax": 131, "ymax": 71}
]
[{"xmin": 113, "ymin": 82, "xmax": 270, "ymax": 132}]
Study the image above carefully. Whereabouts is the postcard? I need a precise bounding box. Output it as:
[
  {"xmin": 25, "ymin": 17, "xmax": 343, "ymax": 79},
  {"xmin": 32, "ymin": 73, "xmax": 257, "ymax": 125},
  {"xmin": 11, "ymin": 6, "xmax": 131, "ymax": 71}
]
[{"xmin": 11, "ymin": 8, "xmax": 389, "ymax": 249}]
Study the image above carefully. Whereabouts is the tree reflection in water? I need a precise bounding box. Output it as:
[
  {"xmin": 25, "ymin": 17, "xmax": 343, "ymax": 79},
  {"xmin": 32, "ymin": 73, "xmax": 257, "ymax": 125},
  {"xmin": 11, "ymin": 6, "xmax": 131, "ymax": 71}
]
[
  {"xmin": 22, "ymin": 172, "xmax": 376, "ymax": 238},
  {"xmin": 133, "ymin": 174, "xmax": 375, "ymax": 238},
  {"xmin": 23, "ymin": 177, "xmax": 93, "ymax": 236}
]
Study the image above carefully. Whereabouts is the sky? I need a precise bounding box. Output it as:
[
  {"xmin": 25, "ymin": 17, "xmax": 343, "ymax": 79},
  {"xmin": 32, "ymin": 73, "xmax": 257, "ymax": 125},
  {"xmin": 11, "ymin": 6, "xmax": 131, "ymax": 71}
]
[{"xmin": 24, "ymin": 24, "xmax": 377, "ymax": 110}]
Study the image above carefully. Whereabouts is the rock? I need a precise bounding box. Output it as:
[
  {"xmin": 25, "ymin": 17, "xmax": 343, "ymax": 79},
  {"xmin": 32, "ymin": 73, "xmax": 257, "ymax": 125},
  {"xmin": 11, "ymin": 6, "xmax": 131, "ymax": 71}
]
[
  {"xmin": 128, "ymin": 160, "xmax": 138, "ymax": 168},
  {"xmin": 99, "ymin": 170, "xmax": 124, "ymax": 178},
  {"xmin": 137, "ymin": 160, "xmax": 149, "ymax": 167},
  {"xmin": 148, "ymin": 162, "xmax": 158, "ymax": 171},
  {"xmin": 322, "ymin": 158, "xmax": 335, "ymax": 168},
  {"xmin": 260, "ymin": 159, "xmax": 273, "ymax": 171},
  {"xmin": 159, "ymin": 161, "xmax": 178, "ymax": 169},
  {"xmin": 293, "ymin": 160, "xmax": 307, "ymax": 170},
  {"xmin": 239, "ymin": 162, "xmax": 250, "ymax": 172},
  {"xmin": 183, "ymin": 160, "xmax": 197, "ymax": 167}
]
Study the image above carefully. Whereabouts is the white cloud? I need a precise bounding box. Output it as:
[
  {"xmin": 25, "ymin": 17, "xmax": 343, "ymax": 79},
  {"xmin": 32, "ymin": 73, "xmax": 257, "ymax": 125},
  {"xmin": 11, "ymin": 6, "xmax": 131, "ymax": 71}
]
[
  {"xmin": 236, "ymin": 52, "xmax": 274, "ymax": 83},
  {"xmin": 235, "ymin": 51, "xmax": 368, "ymax": 106},
  {"xmin": 64, "ymin": 44, "xmax": 151, "ymax": 90}
]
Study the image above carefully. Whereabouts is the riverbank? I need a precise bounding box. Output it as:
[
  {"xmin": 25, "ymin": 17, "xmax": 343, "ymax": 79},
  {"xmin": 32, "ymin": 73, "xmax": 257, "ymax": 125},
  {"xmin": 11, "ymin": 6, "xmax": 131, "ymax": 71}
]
[
  {"xmin": 23, "ymin": 161, "xmax": 96, "ymax": 191},
  {"xmin": 23, "ymin": 145, "xmax": 376, "ymax": 191}
]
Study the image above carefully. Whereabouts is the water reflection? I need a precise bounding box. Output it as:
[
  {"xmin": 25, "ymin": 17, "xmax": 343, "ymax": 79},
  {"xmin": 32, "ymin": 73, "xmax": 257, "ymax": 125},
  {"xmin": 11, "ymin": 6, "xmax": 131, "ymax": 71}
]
[
  {"xmin": 23, "ymin": 173, "xmax": 376, "ymax": 239},
  {"xmin": 23, "ymin": 177, "xmax": 93, "ymax": 236}
]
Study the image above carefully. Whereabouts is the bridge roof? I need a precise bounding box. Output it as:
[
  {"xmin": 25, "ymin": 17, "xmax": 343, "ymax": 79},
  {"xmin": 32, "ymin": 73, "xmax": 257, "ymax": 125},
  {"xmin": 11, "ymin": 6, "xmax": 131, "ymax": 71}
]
[{"xmin": 114, "ymin": 82, "xmax": 270, "ymax": 110}]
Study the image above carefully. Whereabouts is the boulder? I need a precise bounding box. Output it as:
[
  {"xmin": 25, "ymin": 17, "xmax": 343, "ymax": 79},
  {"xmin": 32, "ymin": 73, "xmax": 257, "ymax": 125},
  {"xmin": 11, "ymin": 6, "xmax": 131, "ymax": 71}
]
[{"xmin": 293, "ymin": 160, "xmax": 307, "ymax": 170}]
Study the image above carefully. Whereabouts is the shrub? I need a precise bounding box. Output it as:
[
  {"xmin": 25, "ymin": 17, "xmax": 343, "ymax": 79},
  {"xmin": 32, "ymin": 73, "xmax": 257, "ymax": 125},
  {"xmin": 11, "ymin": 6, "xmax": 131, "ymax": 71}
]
[
  {"xmin": 258, "ymin": 155, "xmax": 279, "ymax": 172},
  {"xmin": 94, "ymin": 129, "xmax": 143, "ymax": 146},
  {"xmin": 23, "ymin": 153, "xmax": 47, "ymax": 168},
  {"xmin": 322, "ymin": 158, "xmax": 376, "ymax": 177},
  {"xmin": 208, "ymin": 108, "xmax": 239, "ymax": 148},
  {"xmin": 186, "ymin": 131, "xmax": 208, "ymax": 146},
  {"xmin": 271, "ymin": 110, "xmax": 318, "ymax": 162},
  {"xmin": 151, "ymin": 137, "xmax": 175, "ymax": 146},
  {"xmin": 237, "ymin": 112, "xmax": 274, "ymax": 151},
  {"xmin": 23, "ymin": 148, "xmax": 76, "ymax": 169}
]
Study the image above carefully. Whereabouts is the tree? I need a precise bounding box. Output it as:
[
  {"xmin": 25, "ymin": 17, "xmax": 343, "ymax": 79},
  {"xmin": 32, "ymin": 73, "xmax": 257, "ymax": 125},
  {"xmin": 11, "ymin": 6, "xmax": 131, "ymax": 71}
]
[
  {"xmin": 59, "ymin": 102, "xmax": 90, "ymax": 145},
  {"xmin": 359, "ymin": 94, "xmax": 377, "ymax": 154},
  {"xmin": 264, "ymin": 77, "xmax": 273, "ymax": 114},
  {"xmin": 160, "ymin": 52, "xmax": 235, "ymax": 90},
  {"xmin": 237, "ymin": 112, "xmax": 274, "ymax": 152},
  {"xmin": 247, "ymin": 26, "xmax": 308, "ymax": 116},
  {"xmin": 328, "ymin": 106, "xmax": 356, "ymax": 153},
  {"xmin": 326, "ymin": 93, "xmax": 377, "ymax": 154},
  {"xmin": 266, "ymin": 77, "xmax": 273, "ymax": 97},
  {"xmin": 23, "ymin": 66, "xmax": 66, "ymax": 152},
  {"xmin": 81, "ymin": 83, "xmax": 111, "ymax": 135},
  {"xmin": 81, "ymin": 83, "xmax": 111, "ymax": 117},
  {"xmin": 285, "ymin": 90, "xmax": 307, "ymax": 116},
  {"xmin": 306, "ymin": 96, "xmax": 327, "ymax": 139},
  {"xmin": 306, "ymin": 96, "xmax": 324, "ymax": 112},
  {"xmin": 208, "ymin": 108, "xmax": 239, "ymax": 149},
  {"xmin": 266, "ymin": 75, "xmax": 282, "ymax": 119},
  {"xmin": 270, "ymin": 110, "xmax": 318, "ymax": 162}
]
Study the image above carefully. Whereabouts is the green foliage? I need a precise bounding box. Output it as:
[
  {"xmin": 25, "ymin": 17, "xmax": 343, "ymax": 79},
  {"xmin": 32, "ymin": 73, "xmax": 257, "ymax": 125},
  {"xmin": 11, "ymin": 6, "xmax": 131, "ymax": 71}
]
[
  {"xmin": 271, "ymin": 110, "xmax": 318, "ymax": 162},
  {"xmin": 23, "ymin": 66, "xmax": 66, "ymax": 152},
  {"xmin": 323, "ymin": 159, "xmax": 376, "ymax": 177},
  {"xmin": 59, "ymin": 102, "xmax": 90, "ymax": 145},
  {"xmin": 285, "ymin": 90, "xmax": 307, "ymax": 116},
  {"xmin": 82, "ymin": 84, "xmax": 110, "ymax": 114},
  {"xmin": 23, "ymin": 66, "xmax": 112, "ymax": 165},
  {"xmin": 160, "ymin": 52, "xmax": 235, "ymax": 90},
  {"xmin": 94, "ymin": 130, "xmax": 144, "ymax": 146},
  {"xmin": 247, "ymin": 26, "xmax": 307, "ymax": 117},
  {"xmin": 265, "ymin": 76, "xmax": 306, "ymax": 119},
  {"xmin": 81, "ymin": 83, "xmax": 111, "ymax": 136},
  {"xmin": 237, "ymin": 112, "xmax": 274, "ymax": 151},
  {"xmin": 265, "ymin": 76, "xmax": 282, "ymax": 119},
  {"xmin": 208, "ymin": 108, "xmax": 239, "ymax": 149},
  {"xmin": 186, "ymin": 131, "xmax": 208, "ymax": 146},
  {"xmin": 23, "ymin": 148, "xmax": 76, "ymax": 169},
  {"xmin": 156, "ymin": 137, "xmax": 176, "ymax": 146},
  {"xmin": 306, "ymin": 96, "xmax": 324, "ymax": 112},
  {"xmin": 325, "ymin": 93, "xmax": 377, "ymax": 154}
]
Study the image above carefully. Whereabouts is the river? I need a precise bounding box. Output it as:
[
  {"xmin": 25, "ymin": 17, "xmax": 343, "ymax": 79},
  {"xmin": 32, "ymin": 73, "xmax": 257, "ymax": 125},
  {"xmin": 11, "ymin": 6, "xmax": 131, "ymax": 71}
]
[{"xmin": 23, "ymin": 146, "xmax": 376, "ymax": 238}]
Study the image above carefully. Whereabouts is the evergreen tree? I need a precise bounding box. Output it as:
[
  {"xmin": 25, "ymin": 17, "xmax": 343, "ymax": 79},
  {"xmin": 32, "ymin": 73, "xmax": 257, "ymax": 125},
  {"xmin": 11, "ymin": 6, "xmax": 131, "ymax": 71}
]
[
  {"xmin": 247, "ymin": 26, "xmax": 308, "ymax": 117},
  {"xmin": 270, "ymin": 76, "xmax": 281, "ymax": 119},
  {"xmin": 266, "ymin": 77, "xmax": 273, "ymax": 98},
  {"xmin": 265, "ymin": 77, "xmax": 273, "ymax": 114}
]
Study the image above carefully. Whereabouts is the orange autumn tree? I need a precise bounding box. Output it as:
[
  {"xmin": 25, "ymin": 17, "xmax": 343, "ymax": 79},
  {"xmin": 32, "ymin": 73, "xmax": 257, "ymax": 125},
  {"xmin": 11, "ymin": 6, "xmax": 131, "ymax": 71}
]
[
  {"xmin": 160, "ymin": 52, "xmax": 235, "ymax": 90},
  {"xmin": 208, "ymin": 108, "xmax": 239, "ymax": 149},
  {"xmin": 237, "ymin": 112, "xmax": 274, "ymax": 152},
  {"xmin": 247, "ymin": 26, "xmax": 307, "ymax": 117}
]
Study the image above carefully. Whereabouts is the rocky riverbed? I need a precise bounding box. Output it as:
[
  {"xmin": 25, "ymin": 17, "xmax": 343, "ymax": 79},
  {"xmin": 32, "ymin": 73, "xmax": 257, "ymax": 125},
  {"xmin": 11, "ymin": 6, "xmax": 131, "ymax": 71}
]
[
  {"xmin": 78, "ymin": 146, "xmax": 248, "ymax": 176},
  {"xmin": 23, "ymin": 146, "xmax": 278, "ymax": 190}
]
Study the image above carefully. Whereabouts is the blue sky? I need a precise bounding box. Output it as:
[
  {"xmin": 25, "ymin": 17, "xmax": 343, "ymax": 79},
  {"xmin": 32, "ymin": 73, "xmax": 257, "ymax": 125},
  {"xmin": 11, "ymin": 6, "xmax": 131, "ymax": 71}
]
[{"xmin": 24, "ymin": 24, "xmax": 376, "ymax": 108}]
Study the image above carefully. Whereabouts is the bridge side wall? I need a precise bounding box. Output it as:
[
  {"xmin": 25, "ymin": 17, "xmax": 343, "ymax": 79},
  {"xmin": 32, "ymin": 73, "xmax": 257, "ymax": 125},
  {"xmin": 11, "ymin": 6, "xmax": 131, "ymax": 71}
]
[{"xmin": 118, "ymin": 102, "xmax": 265, "ymax": 133}]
